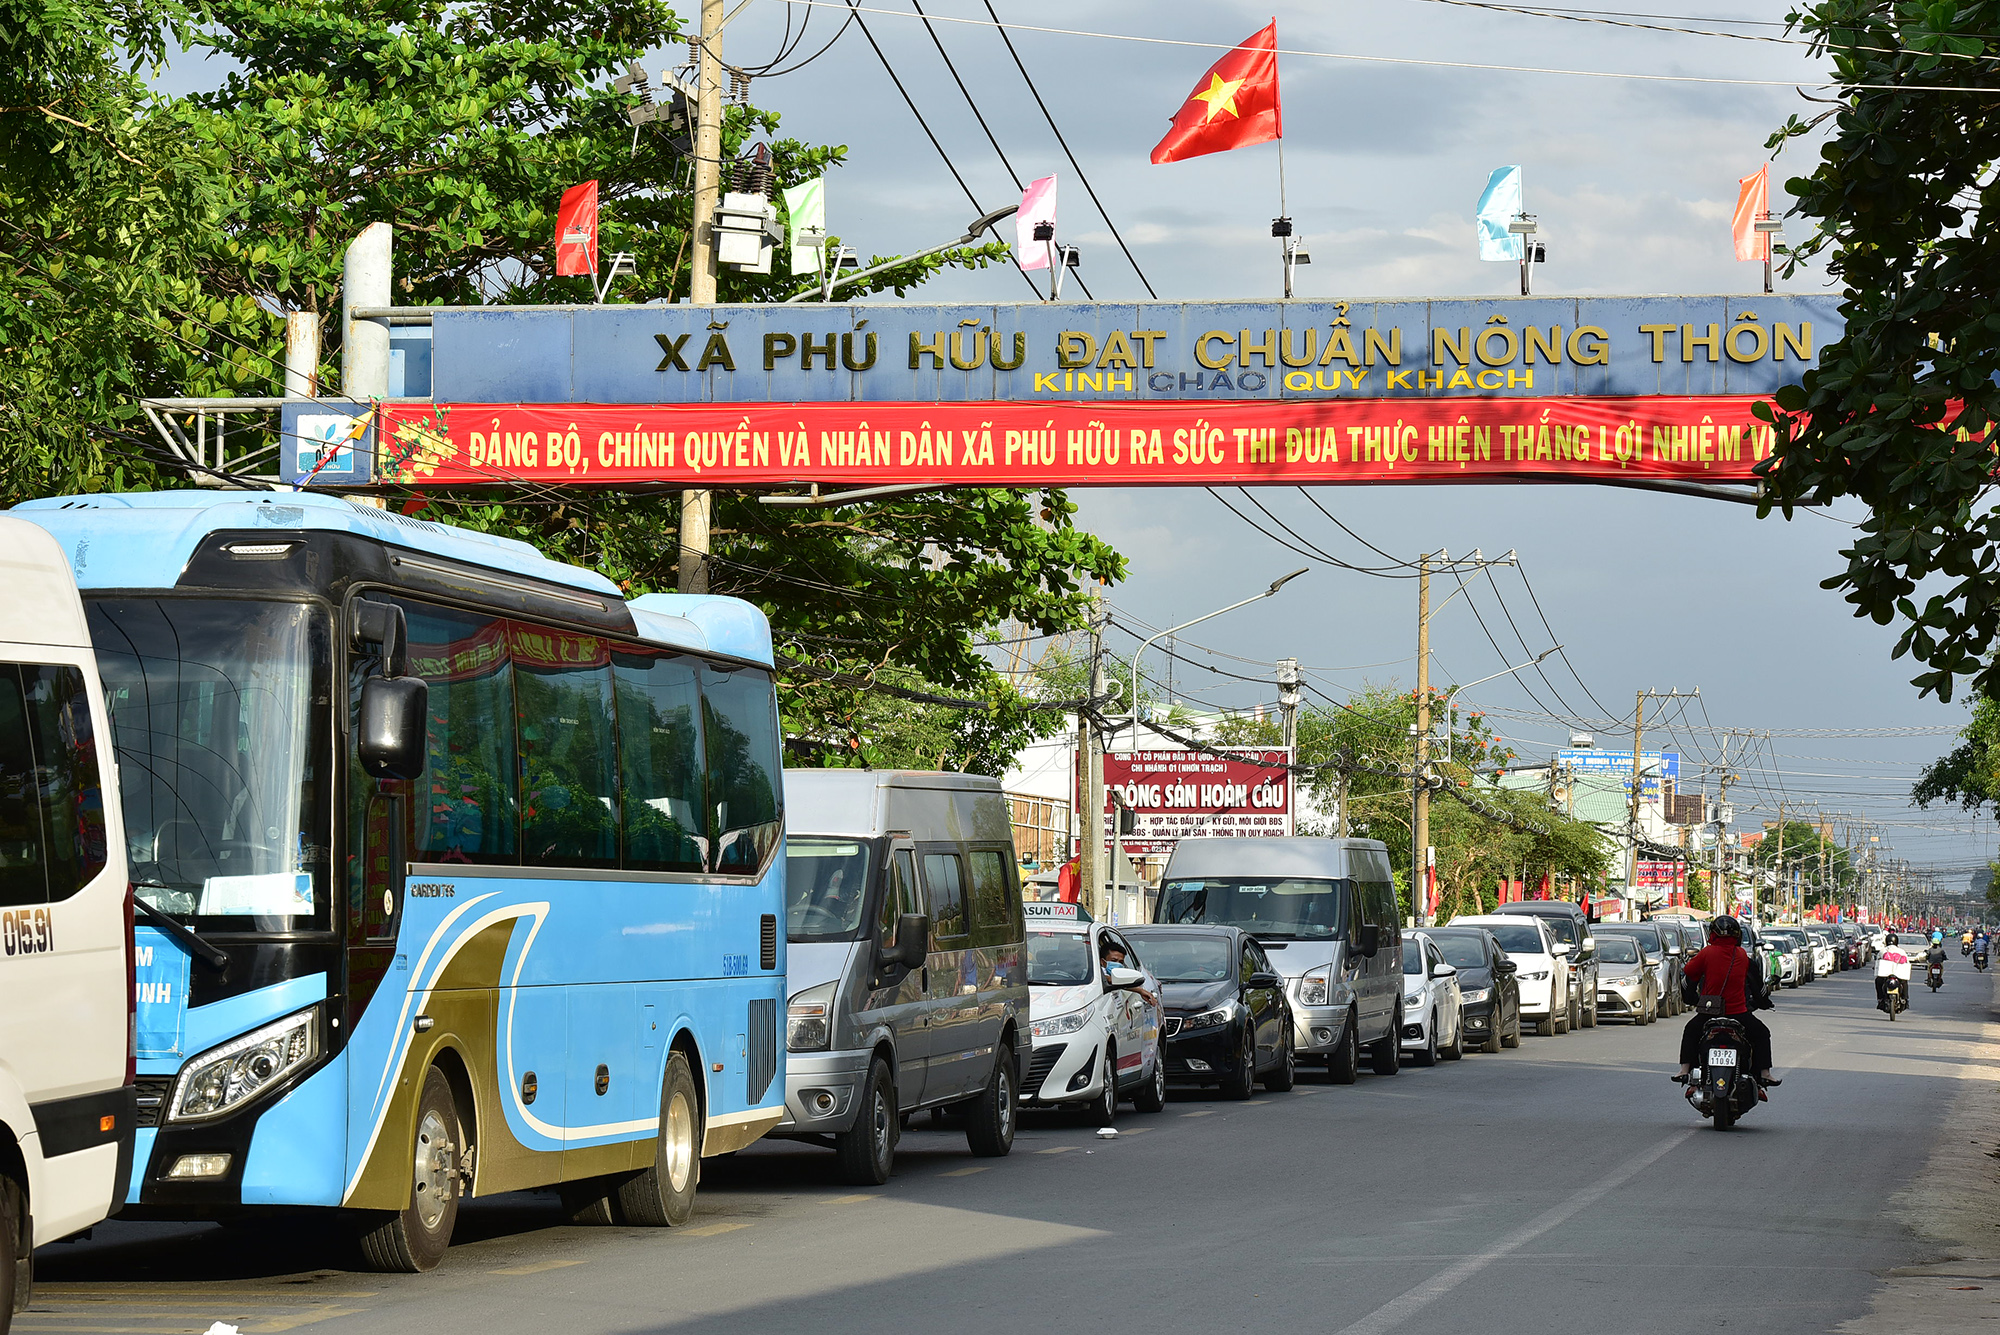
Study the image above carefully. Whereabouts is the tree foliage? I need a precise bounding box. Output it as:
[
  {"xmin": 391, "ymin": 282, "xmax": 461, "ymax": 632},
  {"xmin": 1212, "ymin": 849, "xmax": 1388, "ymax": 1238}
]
[
  {"xmin": 1759, "ymin": 0, "xmax": 2000, "ymax": 701},
  {"xmin": 1751, "ymin": 818, "xmax": 1854, "ymax": 896},
  {"xmin": 1914, "ymin": 688, "xmax": 2000, "ymax": 812}
]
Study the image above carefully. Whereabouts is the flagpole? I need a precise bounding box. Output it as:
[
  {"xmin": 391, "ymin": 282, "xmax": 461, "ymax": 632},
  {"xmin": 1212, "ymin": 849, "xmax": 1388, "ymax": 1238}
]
[{"xmin": 1277, "ymin": 134, "xmax": 1292, "ymax": 299}]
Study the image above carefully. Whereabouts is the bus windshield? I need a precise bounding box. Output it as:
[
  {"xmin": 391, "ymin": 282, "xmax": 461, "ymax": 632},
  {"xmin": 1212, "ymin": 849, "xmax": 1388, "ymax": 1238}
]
[
  {"xmin": 785, "ymin": 836, "xmax": 873, "ymax": 941},
  {"xmin": 88, "ymin": 598, "xmax": 329, "ymax": 930},
  {"xmin": 1157, "ymin": 876, "xmax": 1348, "ymax": 939}
]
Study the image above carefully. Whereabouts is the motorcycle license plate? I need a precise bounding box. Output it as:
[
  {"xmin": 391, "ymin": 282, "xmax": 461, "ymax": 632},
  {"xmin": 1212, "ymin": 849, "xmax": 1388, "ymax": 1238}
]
[{"xmin": 1707, "ymin": 1048, "xmax": 1738, "ymax": 1067}]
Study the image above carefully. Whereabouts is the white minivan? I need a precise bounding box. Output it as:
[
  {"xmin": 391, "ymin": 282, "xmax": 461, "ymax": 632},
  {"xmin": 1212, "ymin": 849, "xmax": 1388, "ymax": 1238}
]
[{"xmin": 0, "ymin": 517, "xmax": 135, "ymax": 1331}]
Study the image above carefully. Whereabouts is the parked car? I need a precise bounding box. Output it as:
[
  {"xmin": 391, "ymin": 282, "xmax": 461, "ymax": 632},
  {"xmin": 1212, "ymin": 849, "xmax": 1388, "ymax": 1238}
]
[
  {"xmin": 1023, "ymin": 920, "xmax": 1166, "ymax": 1121},
  {"xmin": 1126, "ymin": 925, "xmax": 1295, "ymax": 1097},
  {"xmin": 1488, "ymin": 901, "xmax": 1599, "ymax": 1029},
  {"xmin": 1449, "ymin": 915, "xmax": 1572, "ymax": 1036},
  {"xmin": 1598, "ymin": 923, "xmax": 1682, "ymax": 1017},
  {"xmin": 1424, "ymin": 926, "xmax": 1522, "ymax": 1052},
  {"xmin": 774, "ymin": 770, "xmax": 1030, "ymax": 1183},
  {"xmin": 1743, "ymin": 923, "xmax": 1784, "ymax": 997},
  {"xmin": 1157, "ymin": 837, "xmax": 1402, "ymax": 1084},
  {"xmin": 1762, "ymin": 928, "xmax": 1805, "ymax": 986},
  {"xmin": 1593, "ymin": 935, "xmax": 1659, "ymax": 1023},
  {"xmin": 1399, "ymin": 931, "xmax": 1465, "ymax": 1065},
  {"xmin": 1805, "ymin": 929, "xmax": 1837, "ymax": 976}
]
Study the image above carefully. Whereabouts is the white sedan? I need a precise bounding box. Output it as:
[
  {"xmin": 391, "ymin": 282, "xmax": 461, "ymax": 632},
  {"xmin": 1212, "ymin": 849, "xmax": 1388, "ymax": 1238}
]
[
  {"xmin": 1400, "ymin": 931, "xmax": 1465, "ymax": 1065},
  {"xmin": 1022, "ymin": 922, "xmax": 1165, "ymax": 1124}
]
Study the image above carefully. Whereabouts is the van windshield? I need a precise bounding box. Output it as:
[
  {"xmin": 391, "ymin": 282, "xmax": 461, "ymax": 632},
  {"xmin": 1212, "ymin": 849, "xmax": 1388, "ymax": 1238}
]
[
  {"xmin": 1158, "ymin": 877, "xmax": 1347, "ymax": 939},
  {"xmin": 784, "ymin": 836, "xmax": 873, "ymax": 942}
]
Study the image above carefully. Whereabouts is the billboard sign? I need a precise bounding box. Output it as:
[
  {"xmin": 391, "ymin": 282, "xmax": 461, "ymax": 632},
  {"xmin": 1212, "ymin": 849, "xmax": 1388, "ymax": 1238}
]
[
  {"xmin": 1557, "ymin": 749, "xmax": 1681, "ymax": 796},
  {"xmin": 1634, "ymin": 860, "xmax": 1686, "ymax": 889},
  {"xmin": 1094, "ymin": 747, "xmax": 1293, "ymax": 854}
]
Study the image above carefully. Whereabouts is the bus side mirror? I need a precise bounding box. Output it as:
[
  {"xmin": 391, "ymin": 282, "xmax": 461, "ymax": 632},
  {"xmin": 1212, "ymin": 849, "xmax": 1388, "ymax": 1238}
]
[
  {"xmin": 359, "ymin": 676, "xmax": 428, "ymax": 780},
  {"xmin": 351, "ymin": 601, "xmax": 409, "ymax": 678}
]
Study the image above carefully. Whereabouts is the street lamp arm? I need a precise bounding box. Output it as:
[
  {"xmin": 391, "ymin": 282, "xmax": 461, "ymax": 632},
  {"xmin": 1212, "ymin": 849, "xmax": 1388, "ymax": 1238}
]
[
  {"xmin": 1127, "ymin": 568, "xmax": 1309, "ymax": 750},
  {"xmin": 1444, "ymin": 645, "xmax": 1560, "ymax": 695},
  {"xmin": 784, "ymin": 205, "xmax": 1019, "ymax": 304}
]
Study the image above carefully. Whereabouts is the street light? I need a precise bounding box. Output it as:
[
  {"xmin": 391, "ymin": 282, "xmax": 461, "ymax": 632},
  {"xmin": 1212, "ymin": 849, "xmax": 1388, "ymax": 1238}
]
[
  {"xmin": 783, "ymin": 204, "xmax": 1019, "ymax": 303},
  {"xmin": 1444, "ymin": 645, "xmax": 1560, "ymax": 696},
  {"xmin": 1127, "ymin": 568, "xmax": 1309, "ymax": 750}
]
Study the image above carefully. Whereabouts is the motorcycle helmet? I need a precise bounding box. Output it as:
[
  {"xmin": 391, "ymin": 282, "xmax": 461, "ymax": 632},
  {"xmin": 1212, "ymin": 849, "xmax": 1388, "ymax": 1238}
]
[
  {"xmin": 1886, "ymin": 933, "xmax": 1900, "ymax": 945},
  {"xmin": 1708, "ymin": 914, "xmax": 1743, "ymax": 939}
]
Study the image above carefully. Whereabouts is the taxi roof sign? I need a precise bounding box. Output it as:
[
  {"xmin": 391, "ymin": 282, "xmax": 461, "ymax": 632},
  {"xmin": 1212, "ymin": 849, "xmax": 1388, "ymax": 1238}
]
[{"xmin": 1024, "ymin": 900, "xmax": 1094, "ymax": 923}]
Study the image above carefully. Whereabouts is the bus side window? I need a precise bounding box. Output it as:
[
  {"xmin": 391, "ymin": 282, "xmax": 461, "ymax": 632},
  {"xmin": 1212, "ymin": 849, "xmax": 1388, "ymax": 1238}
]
[
  {"xmin": 21, "ymin": 665, "xmax": 106, "ymax": 900},
  {"xmin": 0, "ymin": 664, "xmax": 49, "ymax": 907},
  {"xmin": 394, "ymin": 600, "xmax": 519, "ymax": 865},
  {"xmin": 513, "ymin": 625, "xmax": 616, "ymax": 869},
  {"xmin": 701, "ymin": 665, "xmax": 782, "ymax": 875},
  {"xmin": 613, "ymin": 649, "xmax": 706, "ymax": 873},
  {"xmin": 921, "ymin": 852, "xmax": 966, "ymax": 944}
]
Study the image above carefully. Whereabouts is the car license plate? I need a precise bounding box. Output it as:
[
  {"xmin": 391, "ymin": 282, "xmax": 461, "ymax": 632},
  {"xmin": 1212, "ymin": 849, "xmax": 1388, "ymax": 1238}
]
[{"xmin": 1707, "ymin": 1047, "xmax": 1738, "ymax": 1067}]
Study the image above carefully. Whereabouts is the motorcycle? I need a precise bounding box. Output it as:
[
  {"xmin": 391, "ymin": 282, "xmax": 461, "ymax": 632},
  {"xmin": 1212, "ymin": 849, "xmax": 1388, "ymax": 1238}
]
[
  {"xmin": 1977, "ymin": 949, "xmax": 1989, "ymax": 972},
  {"xmin": 1882, "ymin": 976, "xmax": 1908, "ymax": 1019},
  {"xmin": 1963, "ymin": 941, "xmax": 1973, "ymax": 956},
  {"xmin": 1682, "ymin": 1015, "xmax": 1761, "ymax": 1130},
  {"xmin": 1928, "ymin": 960, "xmax": 1945, "ymax": 992}
]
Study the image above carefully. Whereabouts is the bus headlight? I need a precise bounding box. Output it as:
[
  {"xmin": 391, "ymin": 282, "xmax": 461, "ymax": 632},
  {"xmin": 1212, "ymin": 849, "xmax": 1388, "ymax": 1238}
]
[
  {"xmin": 787, "ymin": 982, "xmax": 837, "ymax": 1052},
  {"xmin": 169, "ymin": 1007, "xmax": 319, "ymax": 1123}
]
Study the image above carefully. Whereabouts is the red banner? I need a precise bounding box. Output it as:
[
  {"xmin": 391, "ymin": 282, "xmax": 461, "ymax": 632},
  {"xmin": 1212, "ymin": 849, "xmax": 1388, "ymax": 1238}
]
[
  {"xmin": 377, "ymin": 396, "xmax": 1774, "ymax": 488},
  {"xmin": 1095, "ymin": 747, "xmax": 1292, "ymax": 854}
]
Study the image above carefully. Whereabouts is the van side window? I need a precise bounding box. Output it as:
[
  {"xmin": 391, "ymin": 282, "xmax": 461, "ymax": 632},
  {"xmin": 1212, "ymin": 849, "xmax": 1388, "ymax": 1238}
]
[
  {"xmin": 879, "ymin": 849, "xmax": 917, "ymax": 946},
  {"xmin": 921, "ymin": 852, "xmax": 966, "ymax": 942},
  {"xmin": 966, "ymin": 848, "xmax": 1014, "ymax": 945},
  {"xmin": 0, "ymin": 665, "xmax": 48, "ymax": 907},
  {"xmin": 22, "ymin": 665, "xmax": 107, "ymax": 900}
]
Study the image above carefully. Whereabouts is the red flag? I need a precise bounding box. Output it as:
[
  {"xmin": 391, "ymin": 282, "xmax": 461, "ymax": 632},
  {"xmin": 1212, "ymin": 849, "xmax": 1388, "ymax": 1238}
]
[
  {"xmin": 1732, "ymin": 164, "xmax": 1769, "ymax": 262},
  {"xmin": 554, "ymin": 180, "xmax": 600, "ymax": 278},
  {"xmin": 1151, "ymin": 21, "xmax": 1281, "ymax": 165}
]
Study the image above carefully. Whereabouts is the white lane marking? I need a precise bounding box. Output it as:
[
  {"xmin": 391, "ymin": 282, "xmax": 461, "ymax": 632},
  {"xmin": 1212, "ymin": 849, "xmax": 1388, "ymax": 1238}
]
[
  {"xmin": 1331, "ymin": 1127, "xmax": 1695, "ymax": 1335},
  {"xmin": 490, "ymin": 1259, "xmax": 586, "ymax": 1275}
]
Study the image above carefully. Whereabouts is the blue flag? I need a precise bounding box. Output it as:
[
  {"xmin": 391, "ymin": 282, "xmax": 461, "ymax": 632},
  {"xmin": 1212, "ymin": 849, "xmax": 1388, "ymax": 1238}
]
[{"xmin": 1477, "ymin": 166, "xmax": 1523, "ymax": 261}]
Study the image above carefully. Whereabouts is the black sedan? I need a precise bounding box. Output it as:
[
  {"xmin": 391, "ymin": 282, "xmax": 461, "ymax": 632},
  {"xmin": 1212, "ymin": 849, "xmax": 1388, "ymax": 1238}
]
[
  {"xmin": 1125, "ymin": 925, "xmax": 1294, "ymax": 1099},
  {"xmin": 1423, "ymin": 926, "xmax": 1522, "ymax": 1053}
]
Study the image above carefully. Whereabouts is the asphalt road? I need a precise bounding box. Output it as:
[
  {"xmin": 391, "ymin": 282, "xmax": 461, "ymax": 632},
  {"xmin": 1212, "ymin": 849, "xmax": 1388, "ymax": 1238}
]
[{"xmin": 28, "ymin": 961, "xmax": 1995, "ymax": 1335}]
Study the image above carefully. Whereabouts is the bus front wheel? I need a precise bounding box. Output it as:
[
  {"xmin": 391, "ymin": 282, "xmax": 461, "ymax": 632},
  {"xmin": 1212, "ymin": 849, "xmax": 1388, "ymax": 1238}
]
[
  {"xmin": 618, "ymin": 1050, "xmax": 702, "ymax": 1227},
  {"xmin": 358, "ymin": 1067, "xmax": 463, "ymax": 1273}
]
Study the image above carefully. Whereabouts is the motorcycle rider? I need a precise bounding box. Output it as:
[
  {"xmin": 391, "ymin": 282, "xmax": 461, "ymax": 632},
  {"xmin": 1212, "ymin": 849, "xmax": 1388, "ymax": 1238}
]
[
  {"xmin": 1673, "ymin": 915, "xmax": 1778, "ymax": 1086},
  {"xmin": 1876, "ymin": 932, "xmax": 1913, "ymax": 1009},
  {"xmin": 1926, "ymin": 936, "xmax": 1949, "ymax": 987}
]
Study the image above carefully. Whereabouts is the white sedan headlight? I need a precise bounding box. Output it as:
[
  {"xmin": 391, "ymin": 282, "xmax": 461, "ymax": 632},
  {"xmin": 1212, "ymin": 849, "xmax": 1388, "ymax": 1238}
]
[
  {"xmin": 1522, "ymin": 970, "xmax": 1550, "ymax": 982},
  {"xmin": 1032, "ymin": 1011, "xmax": 1090, "ymax": 1039},
  {"xmin": 1404, "ymin": 991, "xmax": 1423, "ymax": 1005},
  {"xmin": 170, "ymin": 1007, "xmax": 319, "ymax": 1122}
]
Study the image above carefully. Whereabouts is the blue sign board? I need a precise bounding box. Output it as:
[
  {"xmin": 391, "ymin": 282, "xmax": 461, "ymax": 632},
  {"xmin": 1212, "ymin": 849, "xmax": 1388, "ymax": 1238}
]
[{"xmin": 1557, "ymin": 749, "xmax": 1681, "ymax": 796}]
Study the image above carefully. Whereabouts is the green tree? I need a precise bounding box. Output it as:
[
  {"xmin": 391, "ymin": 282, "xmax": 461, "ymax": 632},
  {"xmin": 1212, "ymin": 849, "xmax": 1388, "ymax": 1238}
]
[
  {"xmin": 1752, "ymin": 819, "xmax": 1853, "ymax": 906},
  {"xmin": 1914, "ymin": 689, "xmax": 2000, "ymax": 813},
  {"xmin": 1758, "ymin": 0, "xmax": 2000, "ymax": 701}
]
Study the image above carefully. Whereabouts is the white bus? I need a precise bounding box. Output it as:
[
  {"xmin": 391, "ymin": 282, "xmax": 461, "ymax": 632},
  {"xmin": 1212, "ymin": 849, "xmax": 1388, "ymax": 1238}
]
[{"xmin": 0, "ymin": 517, "xmax": 134, "ymax": 1331}]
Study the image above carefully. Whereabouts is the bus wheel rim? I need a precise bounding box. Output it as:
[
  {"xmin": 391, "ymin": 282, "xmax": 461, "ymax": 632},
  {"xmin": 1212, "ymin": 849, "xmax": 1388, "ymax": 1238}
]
[
  {"xmin": 413, "ymin": 1107, "xmax": 453, "ymax": 1233},
  {"xmin": 665, "ymin": 1092, "xmax": 697, "ymax": 1193}
]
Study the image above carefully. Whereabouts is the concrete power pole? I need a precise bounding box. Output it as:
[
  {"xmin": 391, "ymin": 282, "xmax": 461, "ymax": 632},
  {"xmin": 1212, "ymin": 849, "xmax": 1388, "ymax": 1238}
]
[
  {"xmin": 1413, "ymin": 555, "xmax": 1432, "ymax": 924},
  {"xmin": 1276, "ymin": 657, "xmax": 1300, "ymax": 751},
  {"xmin": 679, "ymin": 0, "xmax": 726, "ymax": 594},
  {"xmin": 1080, "ymin": 593, "xmax": 1108, "ymax": 922},
  {"xmin": 1625, "ymin": 689, "xmax": 1696, "ymax": 921}
]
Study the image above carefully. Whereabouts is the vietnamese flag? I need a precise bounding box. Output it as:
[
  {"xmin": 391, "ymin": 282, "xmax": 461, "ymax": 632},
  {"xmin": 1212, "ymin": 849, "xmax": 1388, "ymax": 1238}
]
[
  {"xmin": 1150, "ymin": 21, "xmax": 1281, "ymax": 164},
  {"xmin": 553, "ymin": 180, "xmax": 600, "ymax": 277}
]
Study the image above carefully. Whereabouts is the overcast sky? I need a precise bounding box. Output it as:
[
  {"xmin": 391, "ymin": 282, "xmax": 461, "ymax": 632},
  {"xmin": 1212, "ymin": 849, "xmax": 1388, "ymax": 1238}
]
[{"xmin": 160, "ymin": 1, "xmax": 1994, "ymax": 889}]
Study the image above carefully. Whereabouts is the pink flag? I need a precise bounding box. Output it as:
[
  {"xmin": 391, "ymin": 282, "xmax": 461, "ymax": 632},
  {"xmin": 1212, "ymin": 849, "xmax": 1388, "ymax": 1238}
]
[
  {"xmin": 1014, "ymin": 174, "xmax": 1058, "ymax": 271},
  {"xmin": 1732, "ymin": 164, "xmax": 1769, "ymax": 262}
]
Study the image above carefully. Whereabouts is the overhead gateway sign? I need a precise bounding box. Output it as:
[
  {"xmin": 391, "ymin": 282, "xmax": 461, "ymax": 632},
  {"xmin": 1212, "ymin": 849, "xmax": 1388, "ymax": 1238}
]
[{"xmin": 328, "ymin": 294, "xmax": 1840, "ymax": 491}]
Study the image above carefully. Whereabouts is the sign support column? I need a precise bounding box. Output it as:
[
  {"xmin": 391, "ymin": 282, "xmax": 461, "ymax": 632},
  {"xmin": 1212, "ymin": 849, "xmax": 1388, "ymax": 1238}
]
[
  {"xmin": 679, "ymin": 0, "xmax": 725, "ymax": 594},
  {"xmin": 1413, "ymin": 555, "xmax": 1431, "ymax": 924}
]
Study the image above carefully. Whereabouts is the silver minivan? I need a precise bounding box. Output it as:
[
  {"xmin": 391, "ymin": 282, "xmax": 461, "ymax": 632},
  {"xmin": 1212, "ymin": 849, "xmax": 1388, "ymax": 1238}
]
[
  {"xmin": 773, "ymin": 770, "xmax": 1029, "ymax": 1183},
  {"xmin": 1157, "ymin": 837, "xmax": 1403, "ymax": 1082}
]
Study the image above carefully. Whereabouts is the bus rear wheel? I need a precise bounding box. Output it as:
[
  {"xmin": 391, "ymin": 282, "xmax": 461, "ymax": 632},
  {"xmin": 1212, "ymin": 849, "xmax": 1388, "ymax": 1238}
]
[
  {"xmin": 618, "ymin": 1050, "xmax": 702, "ymax": 1227},
  {"xmin": 358, "ymin": 1067, "xmax": 463, "ymax": 1273}
]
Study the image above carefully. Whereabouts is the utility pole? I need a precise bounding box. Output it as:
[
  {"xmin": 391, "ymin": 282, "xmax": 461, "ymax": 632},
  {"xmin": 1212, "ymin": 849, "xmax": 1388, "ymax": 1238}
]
[
  {"xmin": 1625, "ymin": 689, "xmax": 1696, "ymax": 921},
  {"xmin": 1413, "ymin": 555, "xmax": 1432, "ymax": 924},
  {"xmin": 679, "ymin": 0, "xmax": 726, "ymax": 594},
  {"xmin": 1276, "ymin": 657, "xmax": 1300, "ymax": 751},
  {"xmin": 1081, "ymin": 592, "xmax": 1108, "ymax": 922}
]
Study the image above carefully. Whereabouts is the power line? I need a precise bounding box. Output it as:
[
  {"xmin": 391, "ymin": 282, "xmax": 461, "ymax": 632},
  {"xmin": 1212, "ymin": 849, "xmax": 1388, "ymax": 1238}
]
[
  {"xmin": 978, "ymin": 0, "xmax": 1156, "ymax": 299},
  {"xmin": 904, "ymin": 0, "xmax": 1092, "ymax": 299},
  {"xmin": 839, "ymin": 0, "xmax": 1045, "ymax": 299}
]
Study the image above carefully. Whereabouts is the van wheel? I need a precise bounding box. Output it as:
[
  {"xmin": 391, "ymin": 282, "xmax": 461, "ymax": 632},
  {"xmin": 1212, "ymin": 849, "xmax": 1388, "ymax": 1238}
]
[
  {"xmin": 964, "ymin": 1043, "xmax": 1016, "ymax": 1157},
  {"xmin": 1328, "ymin": 1011, "xmax": 1360, "ymax": 1085},
  {"xmin": 1, "ymin": 1173, "xmax": 21, "ymax": 1329},
  {"xmin": 617, "ymin": 1050, "xmax": 702, "ymax": 1226},
  {"xmin": 1369, "ymin": 1015, "xmax": 1401, "ymax": 1076},
  {"xmin": 1133, "ymin": 1050, "xmax": 1167, "ymax": 1113},
  {"xmin": 358, "ymin": 1067, "xmax": 462, "ymax": 1272},
  {"xmin": 834, "ymin": 1058, "xmax": 897, "ymax": 1186},
  {"xmin": 1263, "ymin": 1029, "xmax": 1296, "ymax": 1092}
]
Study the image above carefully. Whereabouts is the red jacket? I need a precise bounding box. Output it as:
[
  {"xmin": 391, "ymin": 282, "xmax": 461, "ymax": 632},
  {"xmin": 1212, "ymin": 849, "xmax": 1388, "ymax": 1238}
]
[{"xmin": 1683, "ymin": 940, "xmax": 1751, "ymax": 1013}]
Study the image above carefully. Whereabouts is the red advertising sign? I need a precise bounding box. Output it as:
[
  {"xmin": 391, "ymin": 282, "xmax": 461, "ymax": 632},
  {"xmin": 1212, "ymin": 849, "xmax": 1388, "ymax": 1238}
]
[
  {"xmin": 1093, "ymin": 747, "xmax": 1293, "ymax": 854},
  {"xmin": 377, "ymin": 396, "xmax": 1773, "ymax": 489},
  {"xmin": 1633, "ymin": 860, "xmax": 1687, "ymax": 889}
]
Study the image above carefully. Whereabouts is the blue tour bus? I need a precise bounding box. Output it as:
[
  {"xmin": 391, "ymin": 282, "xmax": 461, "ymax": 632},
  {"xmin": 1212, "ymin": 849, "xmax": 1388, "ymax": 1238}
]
[{"xmin": 11, "ymin": 490, "xmax": 787, "ymax": 1271}]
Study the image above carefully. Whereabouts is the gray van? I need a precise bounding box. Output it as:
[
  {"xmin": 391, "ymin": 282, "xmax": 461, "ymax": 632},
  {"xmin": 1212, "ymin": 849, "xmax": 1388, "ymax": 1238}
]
[
  {"xmin": 1157, "ymin": 837, "xmax": 1403, "ymax": 1083},
  {"xmin": 773, "ymin": 770, "xmax": 1029, "ymax": 1183}
]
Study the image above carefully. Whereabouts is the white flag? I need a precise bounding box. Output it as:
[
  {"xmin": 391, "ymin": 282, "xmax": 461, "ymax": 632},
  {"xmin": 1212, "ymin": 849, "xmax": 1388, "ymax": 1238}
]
[{"xmin": 783, "ymin": 176, "xmax": 826, "ymax": 275}]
